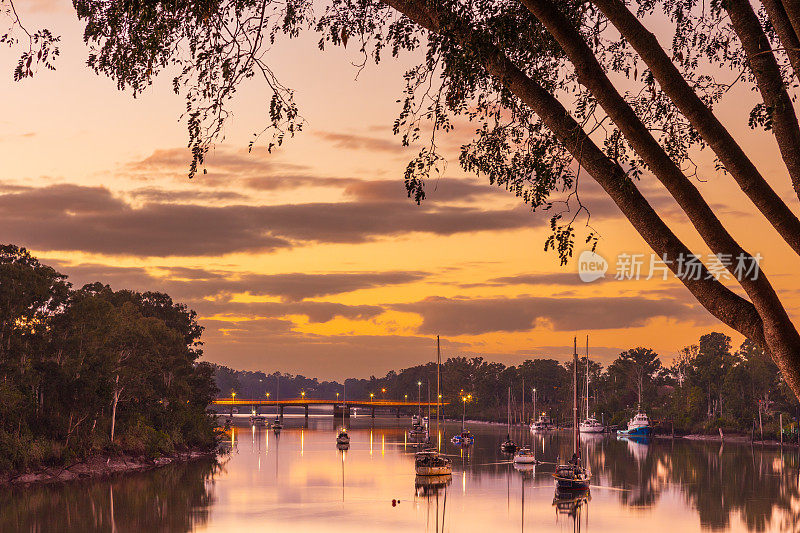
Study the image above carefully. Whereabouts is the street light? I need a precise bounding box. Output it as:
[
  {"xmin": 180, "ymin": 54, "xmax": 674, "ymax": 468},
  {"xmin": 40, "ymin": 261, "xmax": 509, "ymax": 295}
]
[
  {"xmin": 370, "ymin": 393, "xmax": 374, "ymax": 401},
  {"xmin": 381, "ymin": 388, "xmax": 386, "ymax": 400}
]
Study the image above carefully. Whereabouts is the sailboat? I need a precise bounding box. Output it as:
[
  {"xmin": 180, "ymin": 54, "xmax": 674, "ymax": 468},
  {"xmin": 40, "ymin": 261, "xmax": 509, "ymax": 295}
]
[
  {"xmin": 336, "ymin": 382, "xmax": 350, "ymax": 446},
  {"xmin": 514, "ymin": 380, "xmax": 538, "ymax": 464},
  {"xmin": 552, "ymin": 337, "xmax": 591, "ymax": 490},
  {"xmin": 271, "ymin": 374, "xmax": 283, "ymax": 430},
  {"xmin": 500, "ymin": 387, "xmax": 518, "ymax": 453},
  {"xmin": 409, "ymin": 381, "xmax": 428, "ymax": 440},
  {"xmin": 415, "ymin": 336, "xmax": 452, "ymax": 476},
  {"xmin": 579, "ymin": 336, "xmax": 605, "ymax": 434}
]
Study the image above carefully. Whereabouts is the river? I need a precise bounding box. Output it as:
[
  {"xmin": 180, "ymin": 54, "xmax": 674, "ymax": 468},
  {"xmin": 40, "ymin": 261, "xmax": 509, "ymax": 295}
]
[{"xmin": 2, "ymin": 414, "xmax": 798, "ymax": 532}]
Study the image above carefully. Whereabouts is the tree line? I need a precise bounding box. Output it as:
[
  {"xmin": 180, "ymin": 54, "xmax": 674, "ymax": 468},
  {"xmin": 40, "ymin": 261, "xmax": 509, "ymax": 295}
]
[
  {"xmin": 217, "ymin": 332, "xmax": 799, "ymax": 437},
  {"xmin": 0, "ymin": 245, "xmax": 218, "ymax": 474}
]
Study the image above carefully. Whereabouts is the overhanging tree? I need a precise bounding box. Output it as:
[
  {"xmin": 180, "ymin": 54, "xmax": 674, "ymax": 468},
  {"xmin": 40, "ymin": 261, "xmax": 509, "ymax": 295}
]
[{"xmin": 6, "ymin": 0, "xmax": 800, "ymax": 396}]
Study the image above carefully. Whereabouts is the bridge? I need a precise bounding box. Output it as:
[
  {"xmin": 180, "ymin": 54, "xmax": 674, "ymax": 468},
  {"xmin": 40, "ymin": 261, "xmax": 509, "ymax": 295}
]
[{"xmin": 212, "ymin": 398, "xmax": 449, "ymax": 419}]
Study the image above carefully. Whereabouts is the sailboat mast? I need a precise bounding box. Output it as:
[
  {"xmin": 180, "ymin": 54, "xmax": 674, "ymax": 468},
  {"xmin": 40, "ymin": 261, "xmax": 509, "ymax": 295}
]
[
  {"xmin": 507, "ymin": 386, "xmax": 511, "ymax": 433},
  {"xmin": 342, "ymin": 380, "xmax": 346, "ymax": 427},
  {"xmin": 436, "ymin": 335, "xmax": 441, "ymax": 444},
  {"xmin": 586, "ymin": 335, "xmax": 590, "ymax": 420},
  {"xmin": 522, "ymin": 376, "xmax": 525, "ymax": 428},
  {"xmin": 573, "ymin": 336, "xmax": 579, "ymax": 460}
]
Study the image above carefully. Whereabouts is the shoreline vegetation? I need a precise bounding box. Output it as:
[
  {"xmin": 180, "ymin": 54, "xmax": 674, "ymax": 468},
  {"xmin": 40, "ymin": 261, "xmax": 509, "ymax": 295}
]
[
  {"xmin": 0, "ymin": 246, "xmax": 219, "ymax": 483},
  {"xmin": 0, "ymin": 449, "xmax": 217, "ymax": 486},
  {"xmin": 215, "ymin": 332, "xmax": 800, "ymax": 444}
]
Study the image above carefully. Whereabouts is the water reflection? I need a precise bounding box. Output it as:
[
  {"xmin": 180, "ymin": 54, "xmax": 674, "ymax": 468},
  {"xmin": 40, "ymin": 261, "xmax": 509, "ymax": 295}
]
[
  {"xmin": 0, "ymin": 458, "xmax": 218, "ymax": 532},
  {"xmin": 2, "ymin": 417, "xmax": 799, "ymax": 532}
]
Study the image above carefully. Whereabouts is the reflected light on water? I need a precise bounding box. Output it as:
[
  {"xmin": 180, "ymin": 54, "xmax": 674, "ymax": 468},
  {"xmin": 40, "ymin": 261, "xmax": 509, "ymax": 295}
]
[{"xmin": 2, "ymin": 417, "xmax": 799, "ymax": 533}]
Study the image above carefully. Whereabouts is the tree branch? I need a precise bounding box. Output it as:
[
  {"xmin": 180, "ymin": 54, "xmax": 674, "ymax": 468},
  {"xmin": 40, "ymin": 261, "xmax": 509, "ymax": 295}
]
[
  {"xmin": 380, "ymin": 0, "xmax": 766, "ymax": 347},
  {"xmin": 591, "ymin": 0, "xmax": 800, "ymax": 254},
  {"xmin": 725, "ymin": 0, "xmax": 800, "ymax": 203}
]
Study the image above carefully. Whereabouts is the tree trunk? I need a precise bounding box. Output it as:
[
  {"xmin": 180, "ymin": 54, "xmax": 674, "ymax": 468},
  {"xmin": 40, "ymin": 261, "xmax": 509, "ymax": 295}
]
[
  {"xmin": 725, "ymin": 0, "xmax": 800, "ymax": 201},
  {"xmin": 110, "ymin": 374, "xmax": 120, "ymax": 443},
  {"xmin": 591, "ymin": 0, "xmax": 800, "ymax": 240},
  {"xmin": 381, "ymin": 0, "xmax": 800, "ymax": 401},
  {"xmin": 760, "ymin": 0, "xmax": 800, "ymax": 83}
]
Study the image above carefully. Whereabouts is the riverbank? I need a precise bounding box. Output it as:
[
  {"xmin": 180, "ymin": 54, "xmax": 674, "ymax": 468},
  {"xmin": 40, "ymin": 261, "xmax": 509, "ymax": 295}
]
[{"xmin": 0, "ymin": 449, "xmax": 217, "ymax": 486}]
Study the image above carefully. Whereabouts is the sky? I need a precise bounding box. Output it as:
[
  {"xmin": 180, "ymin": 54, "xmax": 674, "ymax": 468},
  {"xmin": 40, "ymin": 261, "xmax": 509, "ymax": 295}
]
[{"xmin": 1, "ymin": 0, "xmax": 798, "ymax": 380}]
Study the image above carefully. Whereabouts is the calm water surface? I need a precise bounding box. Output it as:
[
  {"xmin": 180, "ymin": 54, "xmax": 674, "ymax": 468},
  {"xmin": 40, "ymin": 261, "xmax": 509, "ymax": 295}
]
[{"xmin": 3, "ymin": 414, "xmax": 799, "ymax": 532}]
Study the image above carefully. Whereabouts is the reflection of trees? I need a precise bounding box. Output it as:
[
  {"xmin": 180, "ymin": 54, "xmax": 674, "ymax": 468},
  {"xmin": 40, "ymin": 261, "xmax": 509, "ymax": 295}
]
[
  {"xmin": 587, "ymin": 437, "xmax": 800, "ymax": 532},
  {"xmin": 0, "ymin": 458, "xmax": 218, "ymax": 532}
]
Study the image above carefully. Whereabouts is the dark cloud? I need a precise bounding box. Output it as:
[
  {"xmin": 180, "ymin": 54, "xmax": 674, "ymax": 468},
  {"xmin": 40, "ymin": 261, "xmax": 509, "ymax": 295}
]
[
  {"xmin": 313, "ymin": 131, "xmax": 404, "ymax": 153},
  {"xmin": 392, "ymin": 295, "xmax": 714, "ymax": 335},
  {"xmin": 1, "ymin": 184, "xmax": 538, "ymax": 257},
  {"xmin": 46, "ymin": 260, "xmax": 428, "ymax": 306},
  {"xmin": 457, "ymin": 272, "xmax": 610, "ymax": 288},
  {"xmin": 343, "ymin": 177, "xmax": 508, "ymax": 203},
  {"xmin": 128, "ymin": 187, "xmax": 249, "ymax": 203}
]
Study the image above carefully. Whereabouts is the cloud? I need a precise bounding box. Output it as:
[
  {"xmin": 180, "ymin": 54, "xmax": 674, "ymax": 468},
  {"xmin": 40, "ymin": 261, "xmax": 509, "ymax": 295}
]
[
  {"xmin": 0, "ymin": 184, "xmax": 538, "ymax": 257},
  {"xmin": 457, "ymin": 272, "xmax": 610, "ymax": 288},
  {"xmin": 313, "ymin": 131, "xmax": 403, "ymax": 153},
  {"xmin": 46, "ymin": 260, "xmax": 422, "ymax": 306},
  {"xmin": 392, "ymin": 295, "xmax": 714, "ymax": 335}
]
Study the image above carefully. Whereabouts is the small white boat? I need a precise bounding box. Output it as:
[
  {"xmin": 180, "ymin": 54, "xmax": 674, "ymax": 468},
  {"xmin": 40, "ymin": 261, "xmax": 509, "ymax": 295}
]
[
  {"xmin": 250, "ymin": 414, "xmax": 267, "ymax": 425},
  {"xmin": 414, "ymin": 450, "xmax": 453, "ymax": 476},
  {"xmin": 270, "ymin": 418, "xmax": 283, "ymax": 430},
  {"xmin": 336, "ymin": 429, "xmax": 350, "ymax": 444},
  {"xmin": 579, "ymin": 416, "xmax": 605, "ymax": 433},
  {"xmin": 513, "ymin": 446, "xmax": 539, "ymax": 464}
]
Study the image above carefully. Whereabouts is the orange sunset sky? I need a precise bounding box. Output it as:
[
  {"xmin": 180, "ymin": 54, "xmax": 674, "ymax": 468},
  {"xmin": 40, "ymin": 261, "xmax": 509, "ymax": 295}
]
[{"xmin": 1, "ymin": 0, "xmax": 798, "ymax": 380}]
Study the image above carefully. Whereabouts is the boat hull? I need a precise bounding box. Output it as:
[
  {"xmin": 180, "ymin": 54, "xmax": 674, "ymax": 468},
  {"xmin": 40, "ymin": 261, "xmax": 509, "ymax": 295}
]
[
  {"xmin": 617, "ymin": 426, "xmax": 651, "ymax": 437},
  {"xmin": 415, "ymin": 465, "xmax": 453, "ymax": 476},
  {"xmin": 553, "ymin": 474, "xmax": 591, "ymax": 490},
  {"xmin": 579, "ymin": 425, "xmax": 605, "ymax": 433},
  {"xmin": 513, "ymin": 454, "xmax": 539, "ymax": 464}
]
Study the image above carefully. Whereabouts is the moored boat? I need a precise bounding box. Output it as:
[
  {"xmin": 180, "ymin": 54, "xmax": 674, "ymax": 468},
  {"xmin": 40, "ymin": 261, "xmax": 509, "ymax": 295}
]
[
  {"xmin": 579, "ymin": 416, "xmax": 605, "ymax": 433},
  {"xmin": 451, "ymin": 430, "xmax": 474, "ymax": 446},
  {"xmin": 414, "ymin": 449, "xmax": 453, "ymax": 476},
  {"xmin": 552, "ymin": 337, "xmax": 591, "ymax": 491},
  {"xmin": 513, "ymin": 446, "xmax": 538, "ymax": 464},
  {"xmin": 617, "ymin": 410, "xmax": 652, "ymax": 437},
  {"xmin": 531, "ymin": 413, "xmax": 555, "ymax": 431}
]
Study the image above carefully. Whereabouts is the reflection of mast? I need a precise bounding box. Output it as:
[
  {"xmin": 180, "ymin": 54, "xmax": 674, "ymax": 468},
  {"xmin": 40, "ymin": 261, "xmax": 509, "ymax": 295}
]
[{"xmin": 340, "ymin": 448, "xmax": 346, "ymax": 503}]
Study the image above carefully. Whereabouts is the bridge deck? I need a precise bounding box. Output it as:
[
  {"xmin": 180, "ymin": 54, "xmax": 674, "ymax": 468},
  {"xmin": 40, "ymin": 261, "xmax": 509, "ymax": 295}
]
[{"xmin": 213, "ymin": 399, "xmax": 448, "ymax": 407}]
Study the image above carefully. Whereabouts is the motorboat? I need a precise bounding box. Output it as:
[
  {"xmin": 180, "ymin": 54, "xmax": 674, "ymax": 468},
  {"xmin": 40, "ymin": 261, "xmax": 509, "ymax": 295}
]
[
  {"xmin": 414, "ymin": 449, "xmax": 453, "ymax": 476},
  {"xmin": 513, "ymin": 446, "xmax": 539, "ymax": 464},
  {"xmin": 270, "ymin": 417, "xmax": 283, "ymax": 430},
  {"xmin": 450, "ymin": 430, "xmax": 474, "ymax": 446},
  {"xmin": 531, "ymin": 413, "xmax": 555, "ymax": 431},
  {"xmin": 579, "ymin": 416, "xmax": 605, "ymax": 433},
  {"xmin": 617, "ymin": 410, "xmax": 652, "ymax": 437}
]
